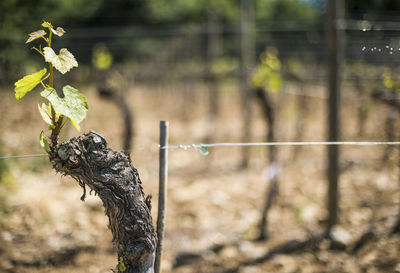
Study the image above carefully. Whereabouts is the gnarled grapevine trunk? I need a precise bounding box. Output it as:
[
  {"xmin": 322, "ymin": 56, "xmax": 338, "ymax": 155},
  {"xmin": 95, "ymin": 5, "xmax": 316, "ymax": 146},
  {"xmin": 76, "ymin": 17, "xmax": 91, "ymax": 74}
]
[
  {"xmin": 254, "ymin": 87, "xmax": 279, "ymax": 241},
  {"xmin": 49, "ymin": 131, "xmax": 156, "ymax": 273}
]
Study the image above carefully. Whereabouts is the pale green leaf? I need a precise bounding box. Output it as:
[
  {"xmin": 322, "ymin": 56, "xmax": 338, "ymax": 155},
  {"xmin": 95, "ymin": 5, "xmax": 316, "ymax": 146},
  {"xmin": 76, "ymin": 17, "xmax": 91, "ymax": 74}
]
[
  {"xmin": 40, "ymin": 85, "xmax": 88, "ymax": 131},
  {"xmin": 41, "ymin": 21, "xmax": 53, "ymax": 28},
  {"xmin": 92, "ymin": 44, "xmax": 113, "ymax": 70},
  {"xmin": 268, "ymin": 74, "xmax": 283, "ymax": 93},
  {"xmin": 52, "ymin": 27, "xmax": 65, "ymax": 37},
  {"xmin": 43, "ymin": 47, "xmax": 78, "ymax": 74},
  {"xmin": 14, "ymin": 68, "xmax": 47, "ymax": 100},
  {"xmin": 41, "ymin": 21, "xmax": 64, "ymax": 37},
  {"xmin": 26, "ymin": 30, "xmax": 46, "ymax": 44},
  {"xmin": 38, "ymin": 103, "xmax": 53, "ymax": 125},
  {"xmin": 40, "ymin": 131, "xmax": 51, "ymax": 152},
  {"xmin": 118, "ymin": 258, "xmax": 127, "ymax": 272}
]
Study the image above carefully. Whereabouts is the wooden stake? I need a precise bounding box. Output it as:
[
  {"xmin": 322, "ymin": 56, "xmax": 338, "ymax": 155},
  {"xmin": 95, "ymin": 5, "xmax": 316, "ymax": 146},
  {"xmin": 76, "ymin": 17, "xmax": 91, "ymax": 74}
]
[
  {"xmin": 326, "ymin": 0, "xmax": 344, "ymax": 230},
  {"xmin": 155, "ymin": 121, "xmax": 169, "ymax": 273}
]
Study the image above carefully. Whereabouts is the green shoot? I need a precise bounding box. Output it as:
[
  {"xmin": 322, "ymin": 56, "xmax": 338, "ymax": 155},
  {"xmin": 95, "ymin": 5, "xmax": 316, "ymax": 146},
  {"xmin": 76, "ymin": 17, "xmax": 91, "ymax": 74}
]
[
  {"xmin": 252, "ymin": 46, "xmax": 282, "ymax": 93},
  {"xmin": 13, "ymin": 21, "xmax": 88, "ymax": 151}
]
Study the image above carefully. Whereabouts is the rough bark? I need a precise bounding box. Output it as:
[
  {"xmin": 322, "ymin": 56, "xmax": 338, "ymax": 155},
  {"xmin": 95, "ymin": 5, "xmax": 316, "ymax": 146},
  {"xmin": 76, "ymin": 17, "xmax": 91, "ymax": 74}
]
[{"xmin": 49, "ymin": 131, "xmax": 156, "ymax": 273}]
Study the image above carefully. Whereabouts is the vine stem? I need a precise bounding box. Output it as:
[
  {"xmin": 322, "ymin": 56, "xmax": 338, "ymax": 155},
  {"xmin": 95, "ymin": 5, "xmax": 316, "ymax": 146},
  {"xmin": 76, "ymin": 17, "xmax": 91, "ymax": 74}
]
[
  {"xmin": 31, "ymin": 46, "xmax": 44, "ymax": 56},
  {"xmin": 50, "ymin": 116, "xmax": 64, "ymax": 147},
  {"xmin": 48, "ymin": 30, "xmax": 53, "ymax": 88},
  {"xmin": 45, "ymin": 29, "xmax": 63, "ymax": 148}
]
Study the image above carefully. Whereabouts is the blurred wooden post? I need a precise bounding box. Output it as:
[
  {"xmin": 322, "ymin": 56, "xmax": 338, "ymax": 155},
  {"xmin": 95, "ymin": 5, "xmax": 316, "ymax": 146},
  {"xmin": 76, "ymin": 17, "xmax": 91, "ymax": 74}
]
[
  {"xmin": 155, "ymin": 121, "xmax": 169, "ymax": 273},
  {"xmin": 393, "ymin": 146, "xmax": 400, "ymax": 233},
  {"xmin": 240, "ymin": 0, "xmax": 255, "ymax": 168},
  {"xmin": 205, "ymin": 6, "xmax": 221, "ymax": 143},
  {"xmin": 326, "ymin": 0, "xmax": 344, "ymax": 230}
]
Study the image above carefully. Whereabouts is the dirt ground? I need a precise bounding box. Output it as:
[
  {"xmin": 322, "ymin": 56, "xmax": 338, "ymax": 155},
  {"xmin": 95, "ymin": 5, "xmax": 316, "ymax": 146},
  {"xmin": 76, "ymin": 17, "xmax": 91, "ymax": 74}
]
[{"xmin": 1, "ymin": 82, "xmax": 400, "ymax": 273}]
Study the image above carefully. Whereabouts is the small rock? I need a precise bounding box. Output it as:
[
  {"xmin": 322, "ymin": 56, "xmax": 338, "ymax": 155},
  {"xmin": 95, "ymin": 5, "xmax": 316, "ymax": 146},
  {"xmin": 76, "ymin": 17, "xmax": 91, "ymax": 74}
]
[
  {"xmin": 220, "ymin": 245, "xmax": 239, "ymax": 259},
  {"xmin": 301, "ymin": 204, "xmax": 320, "ymax": 222},
  {"xmin": 330, "ymin": 225, "xmax": 352, "ymax": 250}
]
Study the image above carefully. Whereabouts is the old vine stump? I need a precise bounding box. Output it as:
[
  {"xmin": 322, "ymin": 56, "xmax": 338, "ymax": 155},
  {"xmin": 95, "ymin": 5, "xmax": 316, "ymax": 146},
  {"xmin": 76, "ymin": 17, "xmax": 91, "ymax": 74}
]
[{"xmin": 49, "ymin": 131, "xmax": 156, "ymax": 273}]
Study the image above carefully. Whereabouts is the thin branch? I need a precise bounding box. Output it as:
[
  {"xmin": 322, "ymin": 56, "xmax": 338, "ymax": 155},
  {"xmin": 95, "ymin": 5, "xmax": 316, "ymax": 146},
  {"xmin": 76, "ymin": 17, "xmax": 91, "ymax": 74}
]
[
  {"xmin": 31, "ymin": 46, "xmax": 44, "ymax": 56},
  {"xmin": 40, "ymin": 73, "xmax": 50, "ymax": 88}
]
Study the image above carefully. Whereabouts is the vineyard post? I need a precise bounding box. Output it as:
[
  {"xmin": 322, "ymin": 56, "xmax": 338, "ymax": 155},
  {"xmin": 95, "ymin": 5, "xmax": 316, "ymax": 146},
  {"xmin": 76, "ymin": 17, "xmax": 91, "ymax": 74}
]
[
  {"xmin": 155, "ymin": 120, "xmax": 169, "ymax": 273},
  {"xmin": 239, "ymin": 0, "xmax": 255, "ymax": 168},
  {"xmin": 326, "ymin": 0, "xmax": 344, "ymax": 230},
  {"xmin": 205, "ymin": 5, "xmax": 221, "ymax": 144}
]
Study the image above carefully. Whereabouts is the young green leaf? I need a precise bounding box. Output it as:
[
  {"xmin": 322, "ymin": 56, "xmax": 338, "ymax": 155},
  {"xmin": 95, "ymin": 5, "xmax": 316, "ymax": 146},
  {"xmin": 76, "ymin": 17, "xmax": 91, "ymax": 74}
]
[
  {"xmin": 92, "ymin": 44, "xmax": 113, "ymax": 70},
  {"xmin": 41, "ymin": 21, "xmax": 65, "ymax": 37},
  {"xmin": 52, "ymin": 27, "xmax": 65, "ymax": 37},
  {"xmin": 40, "ymin": 85, "xmax": 88, "ymax": 131},
  {"xmin": 43, "ymin": 47, "xmax": 78, "ymax": 74},
  {"xmin": 26, "ymin": 30, "xmax": 46, "ymax": 44},
  {"xmin": 38, "ymin": 103, "xmax": 54, "ymax": 125},
  {"xmin": 40, "ymin": 131, "xmax": 51, "ymax": 152},
  {"xmin": 14, "ymin": 68, "xmax": 47, "ymax": 100},
  {"xmin": 118, "ymin": 258, "xmax": 127, "ymax": 272},
  {"xmin": 41, "ymin": 21, "xmax": 53, "ymax": 28}
]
